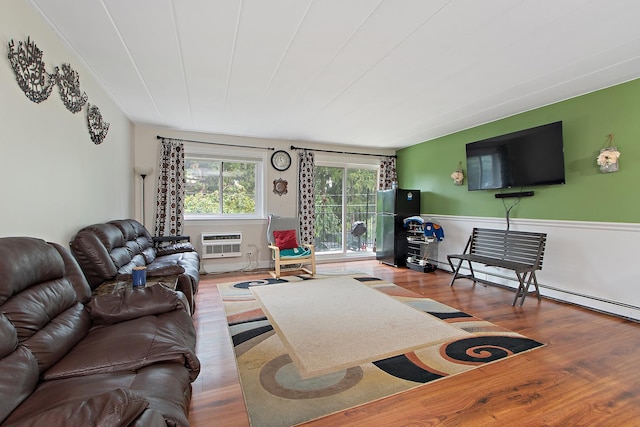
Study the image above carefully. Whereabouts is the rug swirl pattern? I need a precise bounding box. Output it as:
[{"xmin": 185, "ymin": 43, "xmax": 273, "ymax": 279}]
[{"xmin": 219, "ymin": 274, "xmax": 544, "ymax": 427}]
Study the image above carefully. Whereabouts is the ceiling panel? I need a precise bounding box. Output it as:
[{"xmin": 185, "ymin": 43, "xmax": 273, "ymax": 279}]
[
  {"xmin": 28, "ymin": 0, "xmax": 640, "ymax": 148},
  {"xmin": 104, "ymin": 0, "xmax": 193, "ymax": 127}
]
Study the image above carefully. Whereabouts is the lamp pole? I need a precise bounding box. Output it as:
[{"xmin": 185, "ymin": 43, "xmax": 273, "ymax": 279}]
[
  {"xmin": 135, "ymin": 167, "xmax": 153, "ymax": 227},
  {"xmin": 140, "ymin": 173, "xmax": 147, "ymax": 227}
]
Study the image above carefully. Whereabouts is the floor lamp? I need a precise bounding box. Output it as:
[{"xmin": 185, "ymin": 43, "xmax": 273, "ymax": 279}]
[{"xmin": 135, "ymin": 167, "xmax": 153, "ymax": 227}]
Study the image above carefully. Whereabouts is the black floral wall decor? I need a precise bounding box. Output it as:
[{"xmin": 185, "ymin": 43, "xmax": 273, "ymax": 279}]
[
  {"xmin": 7, "ymin": 36, "xmax": 54, "ymax": 103},
  {"xmin": 86, "ymin": 103, "xmax": 110, "ymax": 144},
  {"xmin": 55, "ymin": 63, "xmax": 88, "ymax": 113}
]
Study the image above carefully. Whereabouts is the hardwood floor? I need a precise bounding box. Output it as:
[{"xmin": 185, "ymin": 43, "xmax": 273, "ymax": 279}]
[{"xmin": 188, "ymin": 261, "xmax": 640, "ymax": 426}]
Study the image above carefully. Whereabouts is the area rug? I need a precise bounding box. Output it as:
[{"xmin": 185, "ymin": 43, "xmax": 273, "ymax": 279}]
[
  {"xmin": 251, "ymin": 276, "xmax": 470, "ymax": 378},
  {"xmin": 218, "ymin": 274, "xmax": 544, "ymax": 427}
]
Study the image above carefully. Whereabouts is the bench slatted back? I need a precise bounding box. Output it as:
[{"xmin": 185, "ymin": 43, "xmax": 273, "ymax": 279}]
[{"xmin": 470, "ymin": 228, "xmax": 547, "ymax": 269}]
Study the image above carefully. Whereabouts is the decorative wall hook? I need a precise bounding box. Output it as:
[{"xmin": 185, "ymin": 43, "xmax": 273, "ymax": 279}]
[
  {"xmin": 596, "ymin": 134, "xmax": 620, "ymax": 173},
  {"xmin": 55, "ymin": 63, "xmax": 88, "ymax": 113},
  {"xmin": 451, "ymin": 161, "xmax": 464, "ymax": 185},
  {"xmin": 7, "ymin": 37, "xmax": 54, "ymax": 103},
  {"xmin": 273, "ymin": 178, "xmax": 288, "ymax": 196},
  {"xmin": 86, "ymin": 103, "xmax": 110, "ymax": 144}
]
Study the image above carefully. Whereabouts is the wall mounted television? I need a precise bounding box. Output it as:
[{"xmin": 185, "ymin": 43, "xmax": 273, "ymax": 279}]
[{"xmin": 465, "ymin": 121, "xmax": 565, "ymax": 191}]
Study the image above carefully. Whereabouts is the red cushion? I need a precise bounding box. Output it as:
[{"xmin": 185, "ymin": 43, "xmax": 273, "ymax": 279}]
[{"xmin": 273, "ymin": 229, "xmax": 299, "ymax": 250}]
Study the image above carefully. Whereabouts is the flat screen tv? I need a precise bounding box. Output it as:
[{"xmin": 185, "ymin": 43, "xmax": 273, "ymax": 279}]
[{"xmin": 465, "ymin": 121, "xmax": 565, "ymax": 191}]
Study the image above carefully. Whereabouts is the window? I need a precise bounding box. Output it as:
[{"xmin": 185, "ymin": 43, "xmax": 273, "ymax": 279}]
[
  {"xmin": 184, "ymin": 148, "xmax": 264, "ymax": 219},
  {"xmin": 314, "ymin": 164, "xmax": 378, "ymax": 255}
]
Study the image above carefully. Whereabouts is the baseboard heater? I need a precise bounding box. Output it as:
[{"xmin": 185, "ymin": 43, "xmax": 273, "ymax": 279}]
[{"xmin": 201, "ymin": 232, "xmax": 242, "ymax": 259}]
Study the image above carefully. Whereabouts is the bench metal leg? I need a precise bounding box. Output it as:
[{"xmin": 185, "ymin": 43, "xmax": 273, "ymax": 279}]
[
  {"xmin": 467, "ymin": 261, "xmax": 476, "ymax": 285},
  {"xmin": 513, "ymin": 271, "xmax": 541, "ymax": 306},
  {"xmin": 448, "ymin": 257, "xmax": 478, "ymax": 287},
  {"xmin": 448, "ymin": 257, "xmax": 463, "ymax": 286},
  {"xmin": 529, "ymin": 272, "xmax": 541, "ymax": 303},
  {"xmin": 513, "ymin": 272, "xmax": 527, "ymax": 306}
]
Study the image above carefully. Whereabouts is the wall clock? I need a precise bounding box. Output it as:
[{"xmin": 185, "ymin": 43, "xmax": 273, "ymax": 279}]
[{"xmin": 271, "ymin": 150, "xmax": 291, "ymax": 171}]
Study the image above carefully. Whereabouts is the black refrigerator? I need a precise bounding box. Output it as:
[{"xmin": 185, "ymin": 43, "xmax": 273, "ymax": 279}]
[{"xmin": 376, "ymin": 189, "xmax": 421, "ymax": 267}]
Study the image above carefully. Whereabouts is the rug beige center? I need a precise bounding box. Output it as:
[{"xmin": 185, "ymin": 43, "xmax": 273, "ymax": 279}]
[{"xmin": 251, "ymin": 276, "xmax": 469, "ymax": 379}]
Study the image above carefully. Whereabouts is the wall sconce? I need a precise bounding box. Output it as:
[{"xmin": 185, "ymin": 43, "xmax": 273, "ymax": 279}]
[
  {"xmin": 135, "ymin": 166, "xmax": 154, "ymax": 226},
  {"xmin": 451, "ymin": 162, "xmax": 464, "ymax": 185},
  {"xmin": 597, "ymin": 134, "xmax": 620, "ymax": 173}
]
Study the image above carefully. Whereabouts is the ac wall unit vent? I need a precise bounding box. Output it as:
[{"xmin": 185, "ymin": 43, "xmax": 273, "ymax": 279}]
[{"xmin": 201, "ymin": 232, "xmax": 242, "ymax": 259}]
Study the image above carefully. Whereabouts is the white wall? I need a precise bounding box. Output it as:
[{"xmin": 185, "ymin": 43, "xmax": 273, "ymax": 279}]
[
  {"xmin": 134, "ymin": 123, "xmax": 392, "ymax": 273},
  {"xmin": 0, "ymin": 0, "xmax": 133, "ymax": 245},
  {"xmin": 429, "ymin": 215, "xmax": 640, "ymax": 321}
]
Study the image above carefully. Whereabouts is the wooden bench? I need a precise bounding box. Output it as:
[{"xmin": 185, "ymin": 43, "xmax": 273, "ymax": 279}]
[{"xmin": 447, "ymin": 228, "xmax": 547, "ymax": 306}]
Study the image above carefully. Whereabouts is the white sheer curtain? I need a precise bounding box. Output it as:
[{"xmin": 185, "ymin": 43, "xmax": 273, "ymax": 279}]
[{"xmin": 154, "ymin": 138, "xmax": 185, "ymax": 237}]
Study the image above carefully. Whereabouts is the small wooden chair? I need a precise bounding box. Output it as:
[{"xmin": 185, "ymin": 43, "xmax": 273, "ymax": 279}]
[{"xmin": 266, "ymin": 214, "xmax": 316, "ymax": 279}]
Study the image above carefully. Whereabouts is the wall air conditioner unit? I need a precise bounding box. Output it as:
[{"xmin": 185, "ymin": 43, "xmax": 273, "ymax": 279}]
[{"xmin": 201, "ymin": 232, "xmax": 242, "ymax": 259}]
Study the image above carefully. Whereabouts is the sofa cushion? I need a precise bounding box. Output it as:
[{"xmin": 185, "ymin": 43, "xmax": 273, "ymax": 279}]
[
  {"xmin": 2, "ymin": 388, "xmax": 150, "ymax": 427},
  {"xmin": 69, "ymin": 225, "xmax": 122, "ymax": 287},
  {"xmin": 0, "ymin": 237, "xmax": 65, "ymax": 305},
  {"xmin": 43, "ymin": 309, "xmax": 200, "ymax": 382},
  {"xmin": 0, "ymin": 238, "xmax": 92, "ymax": 374},
  {"xmin": 50, "ymin": 242, "xmax": 93, "ymax": 303},
  {"xmin": 86, "ymin": 285, "xmax": 187, "ymax": 325},
  {"xmin": 0, "ymin": 345, "xmax": 39, "ymax": 424},
  {"xmin": 3, "ymin": 364, "xmax": 192, "ymax": 427},
  {"xmin": 150, "ymin": 252, "xmax": 200, "ymax": 289}
]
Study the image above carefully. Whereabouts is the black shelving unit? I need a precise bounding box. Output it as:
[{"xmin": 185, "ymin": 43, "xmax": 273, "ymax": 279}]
[{"xmin": 406, "ymin": 225, "xmax": 437, "ymax": 273}]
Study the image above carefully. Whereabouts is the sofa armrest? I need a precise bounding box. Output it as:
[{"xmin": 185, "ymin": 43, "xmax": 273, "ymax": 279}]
[
  {"xmin": 153, "ymin": 235, "xmax": 190, "ymax": 243},
  {"xmin": 152, "ymin": 235, "xmax": 191, "ymax": 249},
  {"xmin": 86, "ymin": 285, "xmax": 187, "ymax": 325}
]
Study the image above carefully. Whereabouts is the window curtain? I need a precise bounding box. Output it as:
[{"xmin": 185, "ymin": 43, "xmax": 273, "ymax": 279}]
[
  {"xmin": 298, "ymin": 150, "xmax": 315, "ymax": 245},
  {"xmin": 154, "ymin": 138, "xmax": 185, "ymax": 237},
  {"xmin": 378, "ymin": 156, "xmax": 397, "ymax": 190}
]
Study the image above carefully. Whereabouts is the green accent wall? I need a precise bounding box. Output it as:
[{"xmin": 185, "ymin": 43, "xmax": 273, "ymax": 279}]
[{"xmin": 397, "ymin": 78, "xmax": 640, "ymax": 223}]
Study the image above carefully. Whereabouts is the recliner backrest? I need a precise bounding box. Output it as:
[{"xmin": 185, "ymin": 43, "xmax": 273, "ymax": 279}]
[
  {"xmin": 70, "ymin": 219, "xmax": 156, "ymax": 288},
  {"xmin": 0, "ymin": 237, "xmax": 91, "ymax": 423}
]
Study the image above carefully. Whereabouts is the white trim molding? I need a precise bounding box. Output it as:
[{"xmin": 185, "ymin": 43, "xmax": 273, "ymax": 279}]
[{"xmin": 427, "ymin": 215, "xmax": 640, "ymax": 321}]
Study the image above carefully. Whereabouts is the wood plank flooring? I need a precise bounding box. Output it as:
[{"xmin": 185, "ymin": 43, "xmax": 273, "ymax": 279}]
[{"xmin": 188, "ymin": 261, "xmax": 640, "ymax": 426}]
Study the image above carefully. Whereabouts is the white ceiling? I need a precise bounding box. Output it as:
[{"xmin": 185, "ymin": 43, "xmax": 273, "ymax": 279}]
[{"xmin": 29, "ymin": 0, "xmax": 640, "ymax": 149}]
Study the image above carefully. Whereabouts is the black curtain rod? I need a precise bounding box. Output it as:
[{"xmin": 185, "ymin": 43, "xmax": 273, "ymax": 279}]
[
  {"xmin": 290, "ymin": 145, "xmax": 396, "ymax": 158},
  {"xmin": 156, "ymin": 135, "xmax": 275, "ymax": 151}
]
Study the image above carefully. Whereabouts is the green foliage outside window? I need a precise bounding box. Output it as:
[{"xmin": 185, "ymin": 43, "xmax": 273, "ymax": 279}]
[
  {"xmin": 184, "ymin": 157, "xmax": 257, "ymax": 215},
  {"xmin": 314, "ymin": 166, "xmax": 377, "ymax": 252}
]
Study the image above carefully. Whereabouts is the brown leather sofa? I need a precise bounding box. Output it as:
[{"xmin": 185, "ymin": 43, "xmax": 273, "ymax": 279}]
[
  {"xmin": 69, "ymin": 219, "xmax": 200, "ymax": 312},
  {"xmin": 0, "ymin": 237, "xmax": 200, "ymax": 426}
]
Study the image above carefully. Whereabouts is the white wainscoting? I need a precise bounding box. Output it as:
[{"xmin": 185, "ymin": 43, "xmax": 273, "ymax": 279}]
[{"xmin": 427, "ymin": 215, "xmax": 640, "ymax": 321}]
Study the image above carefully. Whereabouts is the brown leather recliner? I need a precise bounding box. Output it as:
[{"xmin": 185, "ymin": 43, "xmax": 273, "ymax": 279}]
[
  {"xmin": 70, "ymin": 219, "xmax": 200, "ymax": 312},
  {"xmin": 0, "ymin": 237, "xmax": 200, "ymax": 426}
]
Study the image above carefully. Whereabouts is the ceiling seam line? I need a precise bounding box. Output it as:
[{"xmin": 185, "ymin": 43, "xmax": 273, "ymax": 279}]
[
  {"xmin": 170, "ymin": 0, "xmax": 195, "ymax": 128},
  {"xmin": 308, "ymin": 0, "xmax": 453, "ymax": 121},
  {"xmin": 264, "ymin": 0, "xmax": 385, "ymax": 134},
  {"xmin": 26, "ymin": 1, "xmax": 132, "ymax": 119},
  {"xmin": 99, "ymin": 0, "xmax": 165, "ymax": 122},
  {"xmin": 221, "ymin": 0, "xmax": 244, "ymax": 120},
  {"xmin": 255, "ymin": 0, "xmax": 314, "ymax": 108}
]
